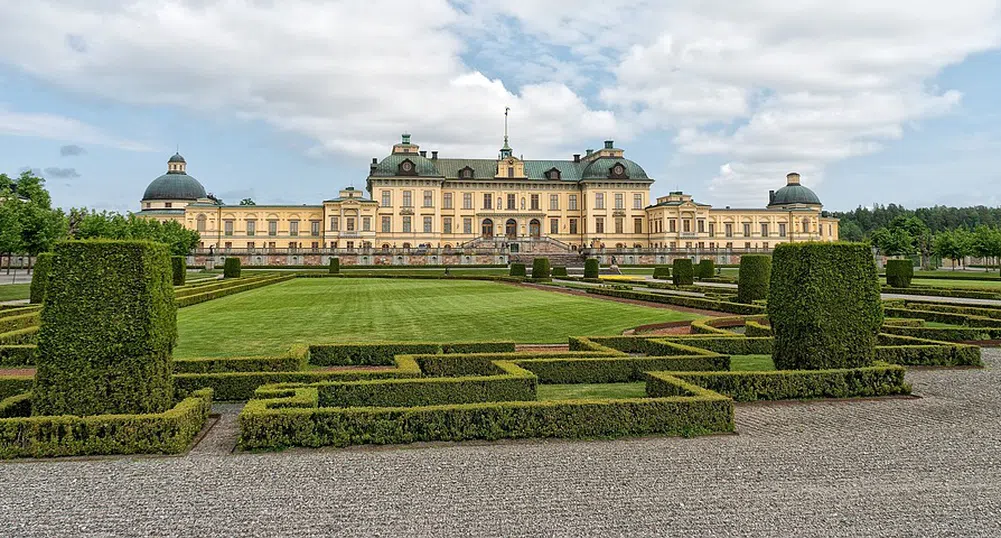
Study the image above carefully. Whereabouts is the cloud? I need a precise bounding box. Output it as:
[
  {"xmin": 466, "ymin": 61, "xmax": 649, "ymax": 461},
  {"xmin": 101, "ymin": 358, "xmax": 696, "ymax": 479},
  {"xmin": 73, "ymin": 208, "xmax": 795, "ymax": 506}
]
[
  {"xmin": 43, "ymin": 167, "xmax": 80, "ymax": 179},
  {"xmin": 59, "ymin": 144, "xmax": 86, "ymax": 157},
  {"xmin": 0, "ymin": 107, "xmax": 152, "ymax": 151}
]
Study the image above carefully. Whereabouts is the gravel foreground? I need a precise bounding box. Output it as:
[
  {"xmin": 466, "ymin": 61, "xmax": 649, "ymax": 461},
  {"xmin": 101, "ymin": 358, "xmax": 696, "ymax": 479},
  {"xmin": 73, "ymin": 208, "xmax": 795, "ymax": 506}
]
[{"xmin": 2, "ymin": 351, "xmax": 1000, "ymax": 537}]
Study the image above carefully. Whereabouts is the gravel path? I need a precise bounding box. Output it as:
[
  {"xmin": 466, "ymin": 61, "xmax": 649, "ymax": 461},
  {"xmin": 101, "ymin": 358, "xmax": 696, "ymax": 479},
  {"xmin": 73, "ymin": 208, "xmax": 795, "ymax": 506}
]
[{"xmin": 1, "ymin": 352, "xmax": 999, "ymax": 537}]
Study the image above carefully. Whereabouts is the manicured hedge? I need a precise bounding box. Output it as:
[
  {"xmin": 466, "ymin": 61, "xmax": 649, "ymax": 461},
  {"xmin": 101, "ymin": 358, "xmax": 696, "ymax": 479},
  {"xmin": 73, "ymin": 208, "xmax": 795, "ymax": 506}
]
[
  {"xmin": 0, "ymin": 311, "xmax": 39, "ymax": 334},
  {"xmin": 174, "ymin": 345, "xmax": 308, "ymax": 374},
  {"xmin": 0, "ymin": 345, "xmax": 35, "ymax": 367},
  {"xmin": 873, "ymin": 339, "xmax": 982, "ymax": 367},
  {"xmin": 329, "ymin": 257, "xmax": 340, "ymax": 274},
  {"xmin": 883, "ymin": 307, "xmax": 1001, "ymax": 328},
  {"xmin": 586, "ymin": 287, "xmax": 766, "ymax": 315},
  {"xmin": 33, "ymin": 240, "xmax": 176, "ymax": 417},
  {"xmin": 882, "ymin": 286, "xmax": 1001, "ymax": 300},
  {"xmin": 171, "ymin": 256, "xmax": 187, "ymax": 286},
  {"xmin": 223, "ymin": 257, "xmax": 242, "ymax": 278},
  {"xmin": 515, "ymin": 355, "xmax": 728, "ymax": 384},
  {"xmin": 744, "ymin": 320, "xmax": 772, "ymax": 337},
  {"xmin": 652, "ymin": 266, "xmax": 671, "ymax": 280},
  {"xmin": 582, "ymin": 336, "xmax": 708, "ymax": 356},
  {"xmin": 531, "ymin": 258, "xmax": 551, "ymax": 279},
  {"xmin": 175, "ymin": 275, "xmax": 293, "ymax": 308},
  {"xmin": 0, "ymin": 326, "xmax": 37, "ymax": 345},
  {"xmin": 770, "ymin": 242, "xmax": 883, "ymax": 370},
  {"xmin": 902, "ymin": 302, "xmax": 1001, "ymax": 321},
  {"xmin": 652, "ymin": 363, "xmax": 909, "ymax": 402},
  {"xmin": 885, "ymin": 259, "xmax": 913, "ymax": 288},
  {"xmin": 584, "ymin": 259, "xmax": 599, "ymax": 279},
  {"xmin": 509, "ymin": 263, "xmax": 526, "ymax": 277},
  {"xmin": 29, "ymin": 252, "xmax": 53, "ymax": 304},
  {"xmin": 737, "ymin": 254, "xmax": 771, "ymax": 304},
  {"xmin": 696, "ymin": 259, "xmax": 715, "ymax": 279},
  {"xmin": 0, "ymin": 376, "xmax": 33, "ymax": 401},
  {"xmin": 441, "ymin": 342, "xmax": 517, "ymax": 354},
  {"xmin": 879, "ymin": 324, "xmax": 1001, "ymax": 342},
  {"xmin": 308, "ymin": 341, "xmax": 516, "ymax": 366},
  {"xmin": 552, "ymin": 266, "xmax": 568, "ymax": 278},
  {"xmin": 0, "ymin": 389, "xmax": 212, "ymax": 459},
  {"xmin": 660, "ymin": 336, "xmax": 774, "ymax": 355},
  {"xmin": 672, "ymin": 259, "xmax": 694, "ymax": 286},
  {"xmin": 0, "ymin": 392, "xmax": 32, "ymax": 418}
]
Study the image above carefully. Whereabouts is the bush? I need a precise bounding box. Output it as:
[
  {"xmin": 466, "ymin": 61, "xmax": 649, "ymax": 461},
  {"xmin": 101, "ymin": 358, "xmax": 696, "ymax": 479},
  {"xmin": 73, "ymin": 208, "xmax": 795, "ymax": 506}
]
[
  {"xmin": 874, "ymin": 341, "xmax": 981, "ymax": 367},
  {"xmin": 552, "ymin": 266, "xmax": 568, "ymax": 278},
  {"xmin": 0, "ymin": 345, "xmax": 35, "ymax": 367},
  {"xmin": 171, "ymin": 256, "xmax": 186, "ymax": 286},
  {"xmin": 308, "ymin": 341, "xmax": 517, "ymax": 366},
  {"xmin": 652, "ymin": 266, "xmax": 671, "ymax": 280},
  {"xmin": 769, "ymin": 242, "xmax": 883, "ymax": 370},
  {"xmin": 885, "ymin": 259, "xmax": 914, "ymax": 288},
  {"xmin": 0, "ymin": 326, "xmax": 38, "ymax": 345},
  {"xmin": 516, "ymin": 355, "xmax": 728, "ymax": 384},
  {"xmin": 531, "ymin": 258, "xmax": 551, "ymax": 279},
  {"xmin": 329, "ymin": 257, "xmax": 340, "ymax": 274},
  {"xmin": 223, "ymin": 257, "xmax": 242, "ymax": 278},
  {"xmin": 584, "ymin": 258, "xmax": 600, "ymax": 279},
  {"xmin": 0, "ymin": 311, "xmax": 39, "ymax": 334},
  {"xmin": 29, "ymin": 253, "xmax": 53, "ymax": 304},
  {"xmin": 509, "ymin": 263, "xmax": 526, "ymax": 277},
  {"xmin": 696, "ymin": 259, "xmax": 715, "ymax": 279},
  {"xmin": 586, "ymin": 287, "xmax": 765, "ymax": 315},
  {"xmin": 672, "ymin": 259, "xmax": 694, "ymax": 285},
  {"xmin": 0, "ymin": 376, "xmax": 33, "ymax": 400},
  {"xmin": 737, "ymin": 255, "xmax": 771, "ymax": 304},
  {"xmin": 32, "ymin": 240, "xmax": 176, "ymax": 417}
]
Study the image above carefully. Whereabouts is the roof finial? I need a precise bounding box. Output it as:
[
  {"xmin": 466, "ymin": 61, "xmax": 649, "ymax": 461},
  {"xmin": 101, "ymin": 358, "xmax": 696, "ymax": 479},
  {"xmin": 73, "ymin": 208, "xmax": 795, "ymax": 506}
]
[{"xmin": 500, "ymin": 107, "xmax": 512, "ymax": 158}]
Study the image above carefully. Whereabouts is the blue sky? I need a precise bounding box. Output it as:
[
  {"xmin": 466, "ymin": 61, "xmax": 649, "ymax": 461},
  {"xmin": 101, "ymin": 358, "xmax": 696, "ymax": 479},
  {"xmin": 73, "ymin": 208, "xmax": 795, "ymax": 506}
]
[{"xmin": 1, "ymin": 1, "xmax": 1000, "ymax": 214}]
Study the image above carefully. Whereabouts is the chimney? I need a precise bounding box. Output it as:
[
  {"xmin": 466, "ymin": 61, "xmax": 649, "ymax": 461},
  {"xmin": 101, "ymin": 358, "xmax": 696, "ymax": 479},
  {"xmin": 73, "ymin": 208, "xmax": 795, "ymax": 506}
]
[
  {"xmin": 431, "ymin": 151, "xmax": 438, "ymax": 160},
  {"xmin": 586, "ymin": 148, "xmax": 593, "ymax": 156},
  {"xmin": 573, "ymin": 154, "xmax": 581, "ymax": 163},
  {"xmin": 370, "ymin": 157, "xmax": 378, "ymax": 174},
  {"xmin": 419, "ymin": 150, "xmax": 427, "ymax": 157},
  {"xmin": 786, "ymin": 172, "xmax": 801, "ymax": 185},
  {"xmin": 769, "ymin": 190, "xmax": 775, "ymax": 205},
  {"xmin": 604, "ymin": 140, "xmax": 614, "ymax": 149},
  {"xmin": 371, "ymin": 158, "xmax": 378, "ymax": 165}
]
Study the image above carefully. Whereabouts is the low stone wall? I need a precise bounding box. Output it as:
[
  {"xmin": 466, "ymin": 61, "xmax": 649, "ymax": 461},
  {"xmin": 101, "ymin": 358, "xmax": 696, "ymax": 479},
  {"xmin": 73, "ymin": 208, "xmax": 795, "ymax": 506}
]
[{"xmin": 189, "ymin": 253, "xmax": 510, "ymax": 267}]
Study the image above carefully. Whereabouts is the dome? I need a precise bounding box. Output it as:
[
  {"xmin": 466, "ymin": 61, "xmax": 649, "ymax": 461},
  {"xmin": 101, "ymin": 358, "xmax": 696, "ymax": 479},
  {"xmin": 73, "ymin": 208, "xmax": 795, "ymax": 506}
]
[
  {"xmin": 369, "ymin": 153, "xmax": 441, "ymax": 177},
  {"xmin": 167, "ymin": 152, "xmax": 186, "ymax": 164},
  {"xmin": 769, "ymin": 173, "xmax": 821, "ymax": 206},
  {"xmin": 581, "ymin": 157, "xmax": 650, "ymax": 180},
  {"xmin": 142, "ymin": 172, "xmax": 207, "ymax": 201}
]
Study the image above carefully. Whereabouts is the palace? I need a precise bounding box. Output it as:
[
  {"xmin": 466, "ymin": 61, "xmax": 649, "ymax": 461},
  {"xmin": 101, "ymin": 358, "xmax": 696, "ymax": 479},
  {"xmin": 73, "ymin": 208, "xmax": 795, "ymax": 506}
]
[{"xmin": 138, "ymin": 134, "xmax": 839, "ymax": 254}]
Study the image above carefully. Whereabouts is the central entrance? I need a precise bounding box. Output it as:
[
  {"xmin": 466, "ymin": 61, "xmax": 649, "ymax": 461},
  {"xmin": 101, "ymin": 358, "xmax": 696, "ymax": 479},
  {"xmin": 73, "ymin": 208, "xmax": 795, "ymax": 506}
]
[
  {"xmin": 505, "ymin": 219, "xmax": 518, "ymax": 239},
  {"xmin": 481, "ymin": 218, "xmax": 494, "ymax": 239}
]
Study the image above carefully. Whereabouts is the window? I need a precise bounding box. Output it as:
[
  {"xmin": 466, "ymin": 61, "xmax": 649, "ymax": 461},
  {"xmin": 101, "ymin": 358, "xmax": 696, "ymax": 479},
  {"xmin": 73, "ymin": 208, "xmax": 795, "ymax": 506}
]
[
  {"xmin": 595, "ymin": 217, "xmax": 605, "ymax": 234},
  {"xmin": 483, "ymin": 193, "xmax": 492, "ymax": 209},
  {"xmin": 443, "ymin": 217, "xmax": 452, "ymax": 233},
  {"xmin": 311, "ymin": 221, "xmax": 320, "ymax": 236},
  {"xmin": 423, "ymin": 216, "xmax": 432, "ymax": 233},
  {"xmin": 550, "ymin": 218, "xmax": 559, "ymax": 235},
  {"xmin": 595, "ymin": 193, "xmax": 605, "ymax": 209},
  {"xmin": 224, "ymin": 220, "xmax": 234, "ymax": 236},
  {"xmin": 247, "ymin": 241, "xmax": 255, "ymax": 250},
  {"xmin": 779, "ymin": 223, "xmax": 787, "ymax": 237},
  {"xmin": 763, "ymin": 242, "xmax": 769, "ymax": 250},
  {"xmin": 443, "ymin": 192, "xmax": 453, "ymax": 209},
  {"xmin": 311, "ymin": 241, "xmax": 319, "ymax": 250},
  {"xmin": 669, "ymin": 220, "xmax": 677, "ymax": 233},
  {"xmin": 330, "ymin": 217, "xmax": 338, "ymax": 231},
  {"xmin": 615, "ymin": 217, "xmax": 623, "ymax": 234},
  {"xmin": 403, "ymin": 216, "xmax": 412, "ymax": 233},
  {"xmin": 569, "ymin": 194, "xmax": 578, "ymax": 210},
  {"xmin": 381, "ymin": 190, "xmax": 391, "ymax": 207},
  {"xmin": 507, "ymin": 167, "xmax": 514, "ymax": 178},
  {"xmin": 362, "ymin": 217, "xmax": 371, "ymax": 231},
  {"xmin": 165, "ymin": 202, "xmax": 172, "ymax": 208},
  {"xmin": 289, "ymin": 242, "xmax": 299, "ymax": 251},
  {"xmin": 761, "ymin": 223, "xmax": 769, "ymax": 237},
  {"xmin": 634, "ymin": 218, "xmax": 643, "ymax": 234},
  {"xmin": 247, "ymin": 220, "xmax": 256, "ymax": 236},
  {"xmin": 633, "ymin": 194, "xmax": 643, "ymax": 209},
  {"xmin": 725, "ymin": 223, "xmax": 733, "ymax": 238},
  {"xmin": 530, "ymin": 194, "xmax": 539, "ymax": 210},
  {"xmin": 289, "ymin": 220, "xmax": 299, "ymax": 236},
  {"xmin": 615, "ymin": 193, "xmax": 624, "ymax": 209},
  {"xmin": 463, "ymin": 217, "xmax": 472, "ymax": 234},
  {"xmin": 268, "ymin": 220, "xmax": 278, "ymax": 236},
  {"xmin": 709, "ymin": 223, "xmax": 715, "ymax": 237},
  {"xmin": 381, "ymin": 216, "xmax": 391, "ymax": 233},
  {"xmin": 569, "ymin": 218, "xmax": 578, "ymax": 235},
  {"xmin": 461, "ymin": 168, "xmax": 474, "ymax": 179},
  {"xmin": 683, "ymin": 220, "xmax": 691, "ymax": 233},
  {"xmin": 550, "ymin": 194, "xmax": 559, "ymax": 210},
  {"xmin": 345, "ymin": 218, "xmax": 355, "ymax": 232},
  {"xmin": 196, "ymin": 215, "xmax": 206, "ymax": 232},
  {"xmin": 463, "ymin": 193, "xmax": 472, "ymax": 209},
  {"xmin": 698, "ymin": 220, "xmax": 705, "ymax": 233},
  {"xmin": 423, "ymin": 190, "xmax": 433, "ymax": 207},
  {"xmin": 743, "ymin": 223, "xmax": 751, "ymax": 237},
  {"xmin": 224, "ymin": 241, "xmax": 232, "ymax": 251},
  {"xmin": 507, "ymin": 194, "xmax": 516, "ymax": 210},
  {"xmin": 403, "ymin": 190, "xmax": 413, "ymax": 207}
]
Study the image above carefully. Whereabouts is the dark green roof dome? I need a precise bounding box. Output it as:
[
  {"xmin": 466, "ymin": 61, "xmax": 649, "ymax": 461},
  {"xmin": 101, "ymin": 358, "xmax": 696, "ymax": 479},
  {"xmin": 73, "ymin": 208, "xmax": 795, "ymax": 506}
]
[
  {"xmin": 581, "ymin": 157, "xmax": 650, "ymax": 180},
  {"xmin": 370, "ymin": 153, "xmax": 441, "ymax": 177},
  {"xmin": 167, "ymin": 152, "xmax": 186, "ymax": 164},
  {"xmin": 769, "ymin": 173, "xmax": 821, "ymax": 206},
  {"xmin": 142, "ymin": 172, "xmax": 206, "ymax": 201}
]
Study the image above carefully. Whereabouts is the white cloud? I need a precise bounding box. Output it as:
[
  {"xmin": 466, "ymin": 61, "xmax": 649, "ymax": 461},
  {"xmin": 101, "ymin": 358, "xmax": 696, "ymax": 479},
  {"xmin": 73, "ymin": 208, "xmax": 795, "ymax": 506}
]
[{"xmin": 0, "ymin": 107, "xmax": 151, "ymax": 151}]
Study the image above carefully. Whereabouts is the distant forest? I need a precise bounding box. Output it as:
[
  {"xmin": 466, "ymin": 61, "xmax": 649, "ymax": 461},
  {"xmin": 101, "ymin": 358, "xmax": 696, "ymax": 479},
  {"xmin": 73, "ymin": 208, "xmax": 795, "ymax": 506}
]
[{"xmin": 832, "ymin": 204, "xmax": 1001, "ymax": 241}]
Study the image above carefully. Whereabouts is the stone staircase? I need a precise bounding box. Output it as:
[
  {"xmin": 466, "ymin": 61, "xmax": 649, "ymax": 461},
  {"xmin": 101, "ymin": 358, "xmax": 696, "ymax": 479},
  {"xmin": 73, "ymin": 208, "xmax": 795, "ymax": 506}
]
[{"xmin": 510, "ymin": 251, "xmax": 587, "ymax": 269}]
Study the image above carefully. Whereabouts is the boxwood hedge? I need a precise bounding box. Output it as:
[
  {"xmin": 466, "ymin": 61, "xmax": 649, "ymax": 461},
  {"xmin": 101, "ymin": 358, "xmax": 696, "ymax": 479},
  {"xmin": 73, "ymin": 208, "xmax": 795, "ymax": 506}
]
[
  {"xmin": 552, "ymin": 266, "xmax": 568, "ymax": 278},
  {"xmin": 329, "ymin": 257, "xmax": 340, "ymax": 274},
  {"xmin": 696, "ymin": 259, "xmax": 715, "ymax": 279},
  {"xmin": 223, "ymin": 257, "xmax": 242, "ymax": 278},
  {"xmin": 532, "ymin": 258, "xmax": 551, "ymax": 279},
  {"xmin": 672, "ymin": 258, "xmax": 694, "ymax": 285},
  {"xmin": 171, "ymin": 256, "xmax": 186, "ymax": 286},
  {"xmin": 584, "ymin": 259, "xmax": 599, "ymax": 279},
  {"xmin": 885, "ymin": 259, "xmax": 913, "ymax": 288},
  {"xmin": 652, "ymin": 265, "xmax": 671, "ymax": 280},
  {"xmin": 509, "ymin": 263, "xmax": 526, "ymax": 277},
  {"xmin": 29, "ymin": 253, "xmax": 53, "ymax": 304},
  {"xmin": 737, "ymin": 254, "xmax": 771, "ymax": 304}
]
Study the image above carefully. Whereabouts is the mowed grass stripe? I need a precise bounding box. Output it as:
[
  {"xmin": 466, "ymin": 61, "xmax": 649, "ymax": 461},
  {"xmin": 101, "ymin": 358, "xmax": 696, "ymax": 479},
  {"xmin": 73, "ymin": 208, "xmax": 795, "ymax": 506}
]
[{"xmin": 175, "ymin": 278, "xmax": 698, "ymax": 357}]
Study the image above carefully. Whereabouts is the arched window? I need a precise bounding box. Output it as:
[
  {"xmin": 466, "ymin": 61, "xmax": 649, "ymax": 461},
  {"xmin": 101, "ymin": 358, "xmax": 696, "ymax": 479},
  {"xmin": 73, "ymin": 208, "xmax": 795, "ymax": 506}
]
[{"xmin": 196, "ymin": 214, "xmax": 207, "ymax": 232}]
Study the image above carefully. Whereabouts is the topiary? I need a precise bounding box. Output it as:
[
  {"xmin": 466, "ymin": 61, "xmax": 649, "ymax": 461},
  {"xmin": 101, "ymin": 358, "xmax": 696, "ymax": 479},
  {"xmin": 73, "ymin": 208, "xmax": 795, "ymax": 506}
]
[
  {"xmin": 885, "ymin": 259, "xmax": 913, "ymax": 288},
  {"xmin": 531, "ymin": 258, "xmax": 551, "ymax": 279},
  {"xmin": 696, "ymin": 259, "xmax": 715, "ymax": 279},
  {"xmin": 584, "ymin": 258, "xmax": 600, "ymax": 279},
  {"xmin": 737, "ymin": 255, "xmax": 771, "ymax": 304},
  {"xmin": 652, "ymin": 265, "xmax": 671, "ymax": 280},
  {"xmin": 769, "ymin": 242, "xmax": 883, "ymax": 370},
  {"xmin": 171, "ymin": 256, "xmax": 186, "ymax": 286},
  {"xmin": 223, "ymin": 257, "xmax": 241, "ymax": 278},
  {"xmin": 29, "ymin": 253, "xmax": 54, "ymax": 304},
  {"xmin": 672, "ymin": 259, "xmax": 694, "ymax": 285},
  {"xmin": 329, "ymin": 257, "xmax": 340, "ymax": 274},
  {"xmin": 552, "ymin": 266, "xmax": 568, "ymax": 278},
  {"xmin": 509, "ymin": 263, "xmax": 526, "ymax": 277},
  {"xmin": 32, "ymin": 240, "xmax": 176, "ymax": 416}
]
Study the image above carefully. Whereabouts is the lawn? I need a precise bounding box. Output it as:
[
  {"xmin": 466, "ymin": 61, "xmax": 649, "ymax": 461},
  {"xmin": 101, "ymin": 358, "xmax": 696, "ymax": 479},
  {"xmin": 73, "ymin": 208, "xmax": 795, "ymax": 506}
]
[
  {"xmin": 909, "ymin": 278, "xmax": 1001, "ymax": 290},
  {"xmin": 538, "ymin": 383, "xmax": 646, "ymax": 400},
  {"xmin": 0, "ymin": 284, "xmax": 30, "ymax": 302},
  {"xmin": 175, "ymin": 278, "xmax": 699, "ymax": 357},
  {"xmin": 730, "ymin": 354, "xmax": 775, "ymax": 371}
]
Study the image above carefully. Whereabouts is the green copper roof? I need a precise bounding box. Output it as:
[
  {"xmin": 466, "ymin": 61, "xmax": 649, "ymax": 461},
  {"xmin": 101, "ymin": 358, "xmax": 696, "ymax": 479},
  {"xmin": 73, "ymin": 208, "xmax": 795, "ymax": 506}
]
[
  {"xmin": 369, "ymin": 155, "xmax": 651, "ymax": 182},
  {"xmin": 168, "ymin": 152, "xmax": 186, "ymax": 164},
  {"xmin": 370, "ymin": 154, "xmax": 442, "ymax": 177},
  {"xmin": 142, "ymin": 172, "xmax": 206, "ymax": 201},
  {"xmin": 581, "ymin": 157, "xmax": 650, "ymax": 180},
  {"xmin": 770, "ymin": 184, "xmax": 822, "ymax": 206}
]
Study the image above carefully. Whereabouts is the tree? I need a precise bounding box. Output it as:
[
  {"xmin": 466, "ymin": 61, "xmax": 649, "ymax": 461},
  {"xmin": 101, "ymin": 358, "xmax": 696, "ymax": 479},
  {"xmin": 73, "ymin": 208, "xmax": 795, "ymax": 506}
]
[
  {"xmin": 838, "ymin": 221, "xmax": 865, "ymax": 242},
  {"xmin": 972, "ymin": 226, "xmax": 1001, "ymax": 272},
  {"xmin": 933, "ymin": 229, "xmax": 975, "ymax": 269},
  {"xmin": 239, "ymin": 198, "xmax": 256, "ymax": 206},
  {"xmin": 870, "ymin": 227, "xmax": 913, "ymax": 257},
  {"xmin": 68, "ymin": 210, "xmax": 200, "ymax": 256}
]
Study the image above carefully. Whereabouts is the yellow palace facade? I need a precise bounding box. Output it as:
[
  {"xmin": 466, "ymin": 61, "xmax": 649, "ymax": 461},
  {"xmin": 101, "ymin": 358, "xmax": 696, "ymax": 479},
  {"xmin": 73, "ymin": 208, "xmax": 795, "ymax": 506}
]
[{"xmin": 138, "ymin": 135, "xmax": 839, "ymax": 255}]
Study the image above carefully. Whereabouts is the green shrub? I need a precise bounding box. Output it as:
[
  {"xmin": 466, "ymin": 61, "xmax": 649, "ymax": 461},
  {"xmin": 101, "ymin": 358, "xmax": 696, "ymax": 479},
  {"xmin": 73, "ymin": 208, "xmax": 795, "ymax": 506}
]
[
  {"xmin": 0, "ymin": 376, "xmax": 33, "ymax": 401},
  {"xmin": 171, "ymin": 256, "xmax": 186, "ymax": 286},
  {"xmin": 32, "ymin": 240, "xmax": 176, "ymax": 417},
  {"xmin": 551, "ymin": 266, "xmax": 568, "ymax": 278},
  {"xmin": 769, "ymin": 242, "xmax": 883, "ymax": 370},
  {"xmin": 0, "ymin": 392, "xmax": 32, "ymax": 418},
  {"xmin": 584, "ymin": 259, "xmax": 600, "ymax": 279},
  {"xmin": 516, "ymin": 355, "xmax": 728, "ymax": 384},
  {"xmin": 737, "ymin": 254, "xmax": 771, "ymax": 304},
  {"xmin": 0, "ymin": 326, "xmax": 38, "ymax": 345},
  {"xmin": 652, "ymin": 266, "xmax": 671, "ymax": 280},
  {"xmin": 223, "ymin": 257, "xmax": 242, "ymax": 278},
  {"xmin": 440, "ymin": 342, "xmax": 516, "ymax": 354},
  {"xmin": 0, "ymin": 311, "xmax": 39, "ymax": 334},
  {"xmin": 174, "ymin": 365, "xmax": 422, "ymax": 401},
  {"xmin": 874, "ymin": 341, "xmax": 981, "ymax": 367},
  {"xmin": 0, "ymin": 345, "xmax": 35, "ymax": 367},
  {"xmin": 672, "ymin": 259, "xmax": 694, "ymax": 285},
  {"xmin": 659, "ymin": 336, "xmax": 774, "ymax": 355},
  {"xmin": 329, "ymin": 257, "xmax": 340, "ymax": 274},
  {"xmin": 879, "ymin": 324, "xmax": 1001, "ymax": 342},
  {"xmin": 885, "ymin": 259, "xmax": 914, "ymax": 288},
  {"xmin": 29, "ymin": 253, "xmax": 54, "ymax": 304},
  {"xmin": 882, "ymin": 286, "xmax": 1001, "ymax": 300},
  {"xmin": 696, "ymin": 259, "xmax": 715, "ymax": 279},
  {"xmin": 744, "ymin": 320, "xmax": 772, "ymax": 337},
  {"xmin": 310, "ymin": 342, "xmax": 441, "ymax": 366},
  {"xmin": 509, "ymin": 263, "xmax": 526, "ymax": 277},
  {"xmin": 586, "ymin": 288, "xmax": 765, "ymax": 315},
  {"xmin": 531, "ymin": 258, "xmax": 551, "ymax": 279}
]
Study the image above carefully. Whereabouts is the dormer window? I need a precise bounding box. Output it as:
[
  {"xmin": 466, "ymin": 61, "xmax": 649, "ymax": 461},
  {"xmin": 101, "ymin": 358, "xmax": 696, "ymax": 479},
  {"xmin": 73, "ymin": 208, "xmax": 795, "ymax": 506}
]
[
  {"xmin": 609, "ymin": 162, "xmax": 628, "ymax": 179},
  {"xmin": 546, "ymin": 168, "xmax": 561, "ymax": 180},
  {"xmin": 459, "ymin": 167, "xmax": 474, "ymax": 179},
  {"xmin": 398, "ymin": 159, "xmax": 417, "ymax": 176}
]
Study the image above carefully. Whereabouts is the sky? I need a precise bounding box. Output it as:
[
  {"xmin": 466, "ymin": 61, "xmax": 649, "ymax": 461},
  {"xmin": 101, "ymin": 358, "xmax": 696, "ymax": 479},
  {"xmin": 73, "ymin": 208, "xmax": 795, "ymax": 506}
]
[{"xmin": 1, "ymin": 0, "xmax": 1000, "ymax": 214}]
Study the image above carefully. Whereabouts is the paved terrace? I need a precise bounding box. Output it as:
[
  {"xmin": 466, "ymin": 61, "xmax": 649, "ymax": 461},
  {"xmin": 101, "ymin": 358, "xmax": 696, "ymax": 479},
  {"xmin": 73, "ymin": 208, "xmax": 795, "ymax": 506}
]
[{"xmin": 1, "ymin": 352, "xmax": 1000, "ymax": 537}]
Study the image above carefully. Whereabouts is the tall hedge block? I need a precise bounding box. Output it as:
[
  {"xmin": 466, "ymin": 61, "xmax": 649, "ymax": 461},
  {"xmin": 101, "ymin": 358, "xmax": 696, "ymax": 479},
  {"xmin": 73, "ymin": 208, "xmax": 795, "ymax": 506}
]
[
  {"xmin": 329, "ymin": 257, "xmax": 340, "ymax": 274},
  {"xmin": 532, "ymin": 258, "xmax": 551, "ymax": 279},
  {"xmin": 223, "ymin": 257, "xmax": 241, "ymax": 278},
  {"xmin": 769, "ymin": 242, "xmax": 883, "ymax": 370},
  {"xmin": 737, "ymin": 255, "xmax": 772, "ymax": 304},
  {"xmin": 32, "ymin": 240, "xmax": 176, "ymax": 416},
  {"xmin": 696, "ymin": 259, "xmax": 715, "ymax": 279},
  {"xmin": 552, "ymin": 266, "xmax": 568, "ymax": 278},
  {"xmin": 652, "ymin": 266, "xmax": 671, "ymax": 280},
  {"xmin": 584, "ymin": 259, "xmax": 600, "ymax": 279},
  {"xmin": 509, "ymin": 263, "xmax": 526, "ymax": 277},
  {"xmin": 885, "ymin": 259, "xmax": 914, "ymax": 288},
  {"xmin": 29, "ymin": 253, "xmax": 54, "ymax": 304},
  {"xmin": 672, "ymin": 259, "xmax": 694, "ymax": 285},
  {"xmin": 171, "ymin": 256, "xmax": 186, "ymax": 286}
]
